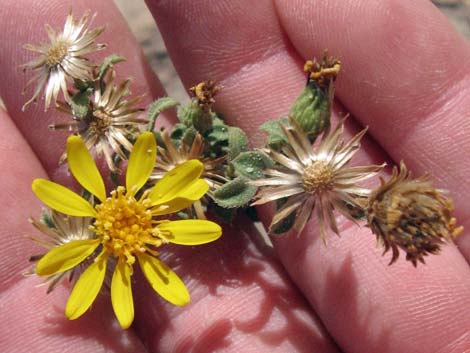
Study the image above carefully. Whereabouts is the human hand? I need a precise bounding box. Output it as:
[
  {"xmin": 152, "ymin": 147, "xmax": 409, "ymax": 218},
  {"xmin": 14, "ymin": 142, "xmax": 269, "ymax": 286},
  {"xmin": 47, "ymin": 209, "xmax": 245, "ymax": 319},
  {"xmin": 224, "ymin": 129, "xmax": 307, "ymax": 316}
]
[{"xmin": 0, "ymin": 1, "xmax": 469, "ymax": 352}]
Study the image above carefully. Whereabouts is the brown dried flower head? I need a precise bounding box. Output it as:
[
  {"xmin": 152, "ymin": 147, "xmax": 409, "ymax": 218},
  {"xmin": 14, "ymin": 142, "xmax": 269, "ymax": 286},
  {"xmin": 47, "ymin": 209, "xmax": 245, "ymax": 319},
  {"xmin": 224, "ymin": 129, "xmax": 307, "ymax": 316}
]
[
  {"xmin": 304, "ymin": 52, "xmax": 341, "ymax": 88},
  {"xmin": 367, "ymin": 161, "xmax": 462, "ymax": 266},
  {"xmin": 251, "ymin": 116, "xmax": 384, "ymax": 240},
  {"xmin": 189, "ymin": 80, "xmax": 221, "ymax": 112},
  {"xmin": 50, "ymin": 69, "xmax": 146, "ymax": 172},
  {"xmin": 149, "ymin": 130, "xmax": 227, "ymax": 218},
  {"xmin": 21, "ymin": 11, "xmax": 105, "ymax": 111}
]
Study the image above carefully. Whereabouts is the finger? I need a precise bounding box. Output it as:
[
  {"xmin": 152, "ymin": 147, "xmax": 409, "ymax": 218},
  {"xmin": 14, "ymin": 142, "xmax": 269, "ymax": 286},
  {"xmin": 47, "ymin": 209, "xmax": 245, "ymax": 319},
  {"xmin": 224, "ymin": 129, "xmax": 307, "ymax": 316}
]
[
  {"xmin": 273, "ymin": 0, "xmax": 470, "ymax": 259},
  {"xmin": 147, "ymin": 0, "xmax": 470, "ymax": 352},
  {"xmin": 1, "ymin": 1, "xmax": 338, "ymax": 351},
  {"xmin": 0, "ymin": 108, "xmax": 148, "ymax": 353},
  {"xmin": 133, "ymin": 222, "xmax": 339, "ymax": 353}
]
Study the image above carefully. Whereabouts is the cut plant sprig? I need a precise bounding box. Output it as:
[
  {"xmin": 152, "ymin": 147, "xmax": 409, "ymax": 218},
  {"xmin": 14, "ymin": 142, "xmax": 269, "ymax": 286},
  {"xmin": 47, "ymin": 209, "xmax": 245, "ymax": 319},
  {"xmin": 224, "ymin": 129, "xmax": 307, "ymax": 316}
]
[
  {"xmin": 30, "ymin": 132, "xmax": 222, "ymax": 329},
  {"xmin": 254, "ymin": 54, "xmax": 460, "ymax": 266}
]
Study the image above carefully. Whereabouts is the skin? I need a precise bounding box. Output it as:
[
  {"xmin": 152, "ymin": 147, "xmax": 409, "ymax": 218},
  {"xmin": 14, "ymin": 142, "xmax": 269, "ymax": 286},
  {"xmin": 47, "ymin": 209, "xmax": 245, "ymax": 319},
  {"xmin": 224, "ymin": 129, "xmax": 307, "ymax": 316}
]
[{"xmin": 0, "ymin": 0, "xmax": 469, "ymax": 352}]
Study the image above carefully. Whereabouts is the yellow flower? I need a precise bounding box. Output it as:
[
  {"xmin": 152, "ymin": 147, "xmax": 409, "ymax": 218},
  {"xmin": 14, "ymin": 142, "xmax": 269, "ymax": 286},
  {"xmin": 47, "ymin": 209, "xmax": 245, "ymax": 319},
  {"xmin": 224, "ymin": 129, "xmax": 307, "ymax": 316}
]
[{"xmin": 31, "ymin": 132, "xmax": 222, "ymax": 329}]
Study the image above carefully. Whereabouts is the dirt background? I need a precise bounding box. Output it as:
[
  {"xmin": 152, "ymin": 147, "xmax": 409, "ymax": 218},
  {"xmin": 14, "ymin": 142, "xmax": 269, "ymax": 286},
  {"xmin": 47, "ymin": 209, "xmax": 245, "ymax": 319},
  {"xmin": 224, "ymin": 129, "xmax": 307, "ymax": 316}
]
[{"xmin": 112, "ymin": 0, "xmax": 470, "ymax": 103}]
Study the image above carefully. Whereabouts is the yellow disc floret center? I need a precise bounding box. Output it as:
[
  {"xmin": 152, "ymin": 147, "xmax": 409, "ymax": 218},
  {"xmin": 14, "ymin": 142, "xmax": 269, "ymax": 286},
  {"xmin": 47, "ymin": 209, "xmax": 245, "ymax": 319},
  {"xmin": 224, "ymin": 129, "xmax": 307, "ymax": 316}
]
[
  {"xmin": 302, "ymin": 160, "xmax": 334, "ymax": 194},
  {"xmin": 92, "ymin": 186, "xmax": 161, "ymax": 265},
  {"xmin": 46, "ymin": 40, "xmax": 69, "ymax": 67}
]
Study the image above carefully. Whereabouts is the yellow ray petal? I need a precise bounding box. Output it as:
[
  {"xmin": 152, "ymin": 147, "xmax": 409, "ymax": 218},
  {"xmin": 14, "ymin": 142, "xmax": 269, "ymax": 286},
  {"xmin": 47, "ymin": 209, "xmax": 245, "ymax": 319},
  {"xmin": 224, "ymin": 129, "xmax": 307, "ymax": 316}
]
[
  {"xmin": 32, "ymin": 179, "xmax": 96, "ymax": 217},
  {"xmin": 158, "ymin": 220, "xmax": 222, "ymax": 245},
  {"xmin": 111, "ymin": 261, "xmax": 134, "ymax": 329},
  {"xmin": 152, "ymin": 179, "xmax": 209, "ymax": 216},
  {"xmin": 138, "ymin": 253, "xmax": 189, "ymax": 306},
  {"xmin": 36, "ymin": 239, "xmax": 100, "ymax": 276},
  {"xmin": 66, "ymin": 135, "xmax": 106, "ymax": 202},
  {"xmin": 126, "ymin": 132, "xmax": 156, "ymax": 196},
  {"xmin": 149, "ymin": 160, "xmax": 204, "ymax": 206},
  {"xmin": 65, "ymin": 253, "xmax": 107, "ymax": 320}
]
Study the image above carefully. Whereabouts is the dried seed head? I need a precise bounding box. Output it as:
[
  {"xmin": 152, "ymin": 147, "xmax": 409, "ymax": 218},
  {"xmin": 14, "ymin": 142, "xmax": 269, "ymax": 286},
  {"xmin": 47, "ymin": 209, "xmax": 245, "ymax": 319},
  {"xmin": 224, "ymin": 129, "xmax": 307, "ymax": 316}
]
[
  {"xmin": 304, "ymin": 51, "xmax": 341, "ymax": 88},
  {"xmin": 189, "ymin": 80, "xmax": 221, "ymax": 112},
  {"xmin": 301, "ymin": 160, "xmax": 335, "ymax": 193},
  {"xmin": 367, "ymin": 162, "xmax": 462, "ymax": 266},
  {"xmin": 45, "ymin": 40, "xmax": 69, "ymax": 67}
]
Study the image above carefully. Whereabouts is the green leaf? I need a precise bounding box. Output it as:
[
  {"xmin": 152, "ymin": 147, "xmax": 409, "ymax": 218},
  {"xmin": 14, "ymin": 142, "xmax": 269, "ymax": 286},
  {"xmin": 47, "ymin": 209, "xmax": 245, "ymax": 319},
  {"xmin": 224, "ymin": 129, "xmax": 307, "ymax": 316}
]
[
  {"xmin": 73, "ymin": 79, "xmax": 93, "ymax": 91},
  {"xmin": 98, "ymin": 55, "xmax": 126, "ymax": 80},
  {"xmin": 271, "ymin": 198, "xmax": 296, "ymax": 234},
  {"xmin": 208, "ymin": 123, "xmax": 229, "ymax": 143},
  {"xmin": 271, "ymin": 211, "xmax": 296, "ymax": 234},
  {"xmin": 231, "ymin": 151, "xmax": 273, "ymax": 180},
  {"xmin": 260, "ymin": 118, "xmax": 289, "ymax": 149},
  {"xmin": 213, "ymin": 176, "xmax": 257, "ymax": 208},
  {"xmin": 212, "ymin": 204, "xmax": 236, "ymax": 222},
  {"xmin": 182, "ymin": 127, "xmax": 197, "ymax": 146},
  {"xmin": 40, "ymin": 208, "xmax": 55, "ymax": 229},
  {"xmin": 70, "ymin": 90, "xmax": 91, "ymax": 119},
  {"xmin": 176, "ymin": 104, "xmax": 190, "ymax": 124},
  {"xmin": 177, "ymin": 101, "xmax": 213, "ymax": 134},
  {"xmin": 147, "ymin": 97, "xmax": 179, "ymax": 131},
  {"xmin": 227, "ymin": 127, "xmax": 248, "ymax": 161},
  {"xmin": 176, "ymin": 211, "xmax": 190, "ymax": 220},
  {"xmin": 169, "ymin": 123, "xmax": 187, "ymax": 147},
  {"xmin": 289, "ymin": 82, "xmax": 330, "ymax": 139}
]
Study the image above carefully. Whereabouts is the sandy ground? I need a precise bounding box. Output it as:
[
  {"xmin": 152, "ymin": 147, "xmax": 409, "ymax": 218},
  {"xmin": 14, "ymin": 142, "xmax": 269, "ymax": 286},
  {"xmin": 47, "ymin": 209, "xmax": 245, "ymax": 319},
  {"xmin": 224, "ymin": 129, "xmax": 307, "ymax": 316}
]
[{"xmin": 112, "ymin": 0, "xmax": 470, "ymax": 102}]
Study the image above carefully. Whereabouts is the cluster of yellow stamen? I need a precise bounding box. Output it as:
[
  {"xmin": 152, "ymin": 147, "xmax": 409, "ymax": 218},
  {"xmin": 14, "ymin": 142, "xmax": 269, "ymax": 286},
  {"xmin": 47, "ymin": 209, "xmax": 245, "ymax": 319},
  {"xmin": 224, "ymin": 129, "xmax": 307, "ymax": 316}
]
[
  {"xmin": 91, "ymin": 186, "xmax": 162, "ymax": 265},
  {"xmin": 302, "ymin": 160, "xmax": 335, "ymax": 194},
  {"xmin": 46, "ymin": 40, "xmax": 69, "ymax": 67}
]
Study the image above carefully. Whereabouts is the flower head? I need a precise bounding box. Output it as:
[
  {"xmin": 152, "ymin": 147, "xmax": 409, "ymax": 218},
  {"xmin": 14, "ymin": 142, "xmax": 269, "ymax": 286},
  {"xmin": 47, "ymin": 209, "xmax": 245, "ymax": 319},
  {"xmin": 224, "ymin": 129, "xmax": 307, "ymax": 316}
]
[
  {"xmin": 252, "ymin": 116, "xmax": 383, "ymax": 240},
  {"xmin": 367, "ymin": 161, "xmax": 462, "ymax": 266},
  {"xmin": 51, "ymin": 70, "xmax": 146, "ymax": 172},
  {"xmin": 31, "ymin": 132, "xmax": 222, "ymax": 329},
  {"xmin": 27, "ymin": 209, "xmax": 95, "ymax": 293},
  {"xmin": 304, "ymin": 52, "xmax": 341, "ymax": 88},
  {"xmin": 150, "ymin": 130, "xmax": 227, "ymax": 218},
  {"xmin": 189, "ymin": 80, "xmax": 221, "ymax": 112},
  {"xmin": 22, "ymin": 11, "xmax": 105, "ymax": 110}
]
